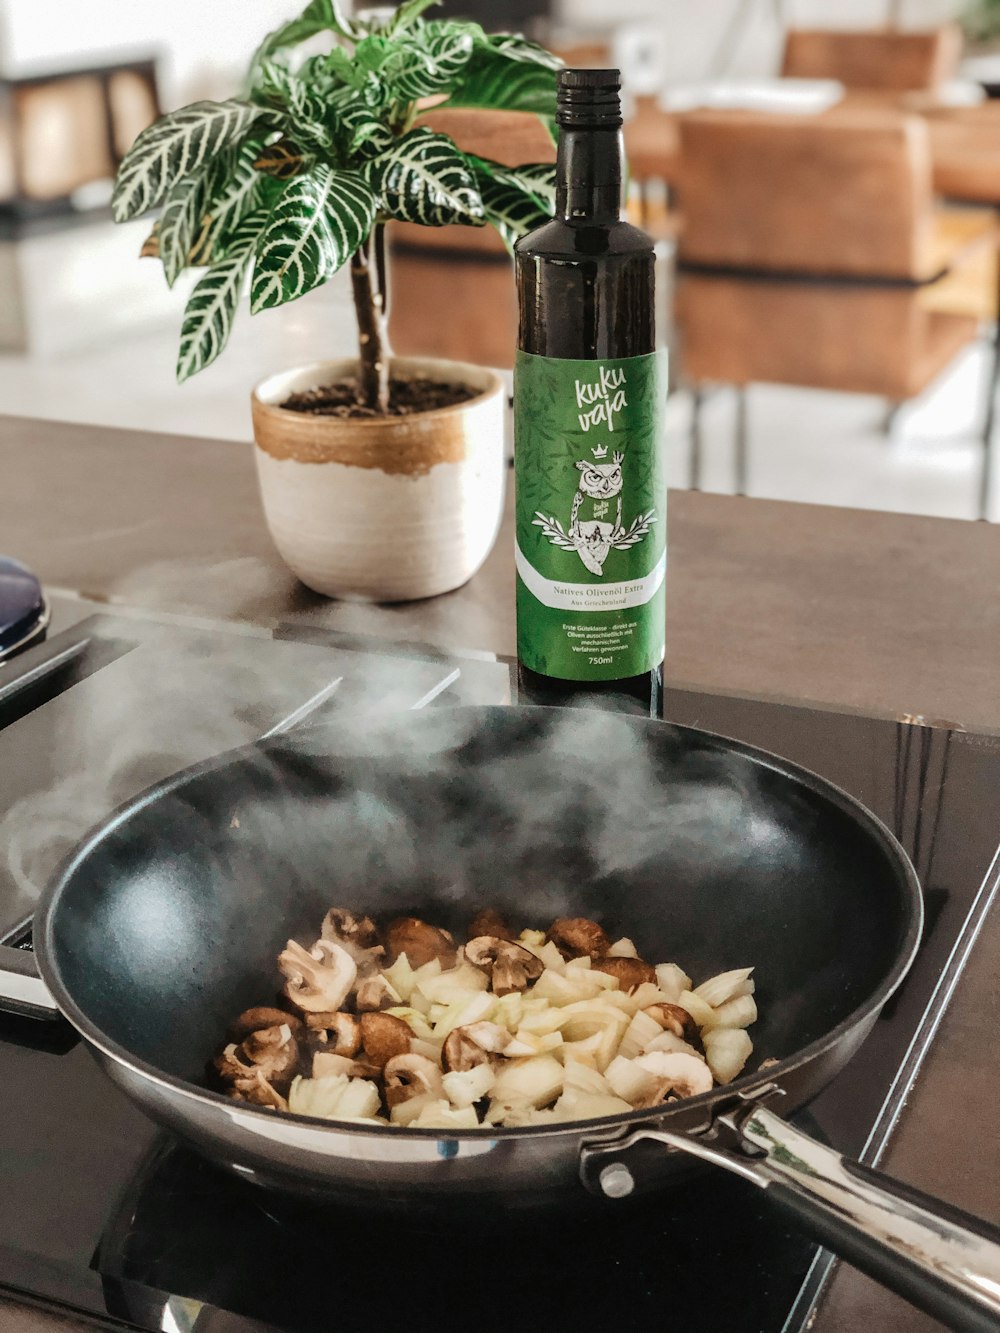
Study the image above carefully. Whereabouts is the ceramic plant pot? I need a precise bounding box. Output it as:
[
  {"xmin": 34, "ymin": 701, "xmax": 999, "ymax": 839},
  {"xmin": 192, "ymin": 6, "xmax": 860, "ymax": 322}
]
[{"xmin": 251, "ymin": 356, "xmax": 506, "ymax": 602}]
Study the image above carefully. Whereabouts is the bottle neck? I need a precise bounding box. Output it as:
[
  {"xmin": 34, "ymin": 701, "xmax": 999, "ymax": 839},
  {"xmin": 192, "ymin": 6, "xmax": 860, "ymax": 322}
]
[{"xmin": 555, "ymin": 126, "xmax": 623, "ymax": 226}]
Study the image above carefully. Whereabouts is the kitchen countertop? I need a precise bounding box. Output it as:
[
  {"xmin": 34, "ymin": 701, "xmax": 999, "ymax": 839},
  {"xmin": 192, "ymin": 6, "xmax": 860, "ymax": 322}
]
[{"xmin": 2, "ymin": 412, "xmax": 999, "ymax": 1333}]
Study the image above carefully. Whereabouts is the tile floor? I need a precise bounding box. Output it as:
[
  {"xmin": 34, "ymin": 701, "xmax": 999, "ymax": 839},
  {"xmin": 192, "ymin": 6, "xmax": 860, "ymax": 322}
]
[{"xmin": 0, "ymin": 214, "xmax": 995, "ymax": 522}]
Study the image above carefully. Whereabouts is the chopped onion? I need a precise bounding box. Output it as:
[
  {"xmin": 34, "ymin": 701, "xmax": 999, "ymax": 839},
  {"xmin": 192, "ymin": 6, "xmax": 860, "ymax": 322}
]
[
  {"xmin": 654, "ymin": 963, "xmax": 692, "ymax": 1002},
  {"xmin": 419, "ymin": 963, "xmax": 489, "ymax": 1005},
  {"xmin": 619, "ymin": 1008, "xmax": 664, "ymax": 1059},
  {"xmin": 606, "ymin": 937, "xmax": 639, "ymax": 958},
  {"xmin": 409, "ymin": 1037, "xmax": 443, "ymax": 1062},
  {"xmin": 411, "ymin": 1100, "xmax": 480, "ymax": 1129},
  {"xmin": 381, "ymin": 954, "xmax": 417, "ymax": 1002},
  {"xmin": 390, "ymin": 1093, "xmax": 437, "ymax": 1126},
  {"xmin": 693, "ymin": 967, "xmax": 754, "ymax": 1008},
  {"xmin": 442, "ymin": 1064, "xmax": 496, "ymax": 1108},
  {"xmin": 491, "ymin": 992, "xmax": 525, "ymax": 1031},
  {"xmin": 604, "ymin": 1056, "xmax": 661, "ymax": 1106},
  {"xmin": 518, "ymin": 929, "xmax": 546, "ymax": 949},
  {"xmin": 703, "ymin": 1028, "xmax": 753, "ymax": 1084},
  {"xmin": 385, "ymin": 1006, "xmax": 435, "ymax": 1041},
  {"xmin": 432, "ymin": 990, "xmax": 495, "ymax": 1041},
  {"xmin": 553, "ymin": 1089, "xmax": 633, "ymax": 1121},
  {"xmin": 711, "ymin": 993, "xmax": 758, "ymax": 1029},
  {"xmin": 562, "ymin": 1061, "xmax": 612, "ymax": 1096},
  {"xmin": 311, "ymin": 1053, "xmax": 357, "ymax": 1079},
  {"xmin": 491, "ymin": 1055, "xmax": 564, "ymax": 1109},
  {"xmin": 505, "ymin": 1030, "xmax": 563, "ymax": 1057},
  {"xmin": 288, "ymin": 1074, "xmax": 381, "ymax": 1121},
  {"xmin": 641, "ymin": 1029, "xmax": 701, "ymax": 1059},
  {"xmin": 677, "ymin": 990, "xmax": 719, "ymax": 1030}
]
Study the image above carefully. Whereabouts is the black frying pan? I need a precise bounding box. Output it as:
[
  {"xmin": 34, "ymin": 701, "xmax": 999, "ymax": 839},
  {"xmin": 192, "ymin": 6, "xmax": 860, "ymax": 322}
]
[{"xmin": 30, "ymin": 707, "xmax": 1000, "ymax": 1330}]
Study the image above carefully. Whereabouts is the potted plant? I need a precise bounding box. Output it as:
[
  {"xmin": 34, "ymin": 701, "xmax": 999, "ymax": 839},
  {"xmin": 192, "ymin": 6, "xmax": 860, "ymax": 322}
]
[{"xmin": 114, "ymin": 0, "xmax": 560, "ymax": 600}]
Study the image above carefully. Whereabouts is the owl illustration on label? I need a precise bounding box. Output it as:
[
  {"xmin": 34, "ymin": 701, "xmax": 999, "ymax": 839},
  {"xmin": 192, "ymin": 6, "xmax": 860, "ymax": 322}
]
[{"xmin": 532, "ymin": 445, "xmax": 657, "ymax": 576}]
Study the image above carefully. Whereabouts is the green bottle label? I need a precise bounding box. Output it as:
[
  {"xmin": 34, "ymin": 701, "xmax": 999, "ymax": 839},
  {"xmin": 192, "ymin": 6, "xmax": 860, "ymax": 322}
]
[{"xmin": 514, "ymin": 349, "xmax": 667, "ymax": 682}]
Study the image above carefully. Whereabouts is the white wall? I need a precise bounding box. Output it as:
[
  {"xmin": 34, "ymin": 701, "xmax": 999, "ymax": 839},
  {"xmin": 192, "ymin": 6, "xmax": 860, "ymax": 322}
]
[
  {"xmin": 0, "ymin": 1, "xmax": 296, "ymax": 104},
  {"xmin": 0, "ymin": 0, "xmax": 969, "ymax": 105}
]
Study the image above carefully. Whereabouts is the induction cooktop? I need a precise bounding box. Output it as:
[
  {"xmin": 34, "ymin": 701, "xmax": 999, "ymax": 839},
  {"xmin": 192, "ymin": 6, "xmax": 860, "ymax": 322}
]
[{"xmin": 0, "ymin": 610, "xmax": 996, "ymax": 1333}]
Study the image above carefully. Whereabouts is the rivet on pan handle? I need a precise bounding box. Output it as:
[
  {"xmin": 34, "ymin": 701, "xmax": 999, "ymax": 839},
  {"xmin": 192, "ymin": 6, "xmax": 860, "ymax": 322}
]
[{"xmin": 579, "ymin": 1087, "xmax": 1000, "ymax": 1333}]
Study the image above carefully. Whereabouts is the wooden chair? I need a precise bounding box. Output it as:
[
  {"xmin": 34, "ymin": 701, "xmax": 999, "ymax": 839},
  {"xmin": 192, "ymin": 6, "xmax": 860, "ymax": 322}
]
[
  {"xmin": 387, "ymin": 108, "xmax": 555, "ymax": 370},
  {"xmin": 674, "ymin": 109, "xmax": 999, "ymax": 516},
  {"xmin": 781, "ymin": 26, "xmax": 963, "ymax": 95}
]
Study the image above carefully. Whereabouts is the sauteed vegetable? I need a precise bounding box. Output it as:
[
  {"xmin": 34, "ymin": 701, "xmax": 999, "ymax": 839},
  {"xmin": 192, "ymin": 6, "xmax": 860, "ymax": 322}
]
[{"xmin": 213, "ymin": 909, "xmax": 759, "ymax": 1127}]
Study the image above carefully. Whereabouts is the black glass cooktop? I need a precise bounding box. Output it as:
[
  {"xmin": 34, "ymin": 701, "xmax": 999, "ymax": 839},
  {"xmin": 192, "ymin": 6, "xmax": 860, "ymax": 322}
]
[{"xmin": 0, "ymin": 613, "xmax": 997, "ymax": 1333}]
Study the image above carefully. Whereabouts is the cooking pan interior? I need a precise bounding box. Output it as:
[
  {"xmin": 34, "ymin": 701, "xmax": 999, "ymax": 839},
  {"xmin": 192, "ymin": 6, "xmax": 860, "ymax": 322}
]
[{"xmin": 42, "ymin": 707, "xmax": 917, "ymax": 1093}]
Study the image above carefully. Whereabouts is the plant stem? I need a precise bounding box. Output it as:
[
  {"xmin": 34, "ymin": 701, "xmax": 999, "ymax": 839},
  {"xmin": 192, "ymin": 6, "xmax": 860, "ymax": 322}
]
[{"xmin": 350, "ymin": 226, "xmax": 389, "ymax": 413}]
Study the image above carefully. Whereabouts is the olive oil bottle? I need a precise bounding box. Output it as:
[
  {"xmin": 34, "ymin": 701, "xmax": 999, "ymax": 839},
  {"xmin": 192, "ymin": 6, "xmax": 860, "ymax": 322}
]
[{"xmin": 514, "ymin": 68, "xmax": 665, "ymax": 717}]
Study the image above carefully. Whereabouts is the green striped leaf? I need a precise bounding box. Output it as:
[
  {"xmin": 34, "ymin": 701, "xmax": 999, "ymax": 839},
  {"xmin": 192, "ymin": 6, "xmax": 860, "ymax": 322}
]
[
  {"xmin": 250, "ymin": 0, "xmax": 359, "ymax": 81},
  {"xmin": 113, "ymin": 100, "xmax": 263, "ymax": 222},
  {"xmin": 470, "ymin": 156, "xmax": 555, "ymax": 213},
  {"xmin": 444, "ymin": 47, "xmax": 558, "ymax": 117},
  {"xmin": 385, "ymin": 23, "xmax": 476, "ymax": 99},
  {"xmin": 191, "ymin": 142, "xmax": 273, "ymax": 262},
  {"xmin": 250, "ymin": 165, "xmax": 377, "ymax": 313},
  {"xmin": 158, "ymin": 170, "xmax": 214, "ymax": 287},
  {"xmin": 486, "ymin": 34, "xmax": 563, "ymax": 70},
  {"xmin": 364, "ymin": 129, "xmax": 483, "ymax": 226},
  {"xmin": 384, "ymin": 0, "xmax": 442, "ymax": 36},
  {"xmin": 337, "ymin": 103, "xmax": 394, "ymax": 159},
  {"xmin": 177, "ymin": 210, "xmax": 268, "ymax": 383},
  {"xmin": 475, "ymin": 174, "xmax": 551, "ymax": 254}
]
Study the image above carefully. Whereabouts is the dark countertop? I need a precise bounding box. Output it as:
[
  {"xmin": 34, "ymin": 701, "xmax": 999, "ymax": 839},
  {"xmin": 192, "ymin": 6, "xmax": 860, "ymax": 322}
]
[{"xmin": 1, "ymin": 413, "xmax": 999, "ymax": 1333}]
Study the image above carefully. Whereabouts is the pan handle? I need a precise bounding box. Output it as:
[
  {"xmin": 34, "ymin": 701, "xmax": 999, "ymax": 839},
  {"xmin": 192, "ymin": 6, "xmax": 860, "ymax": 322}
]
[
  {"xmin": 581, "ymin": 1101, "xmax": 1000, "ymax": 1333},
  {"xmin": 0, "ymin": 942, "xmax": 61, "ymax": 1021}
]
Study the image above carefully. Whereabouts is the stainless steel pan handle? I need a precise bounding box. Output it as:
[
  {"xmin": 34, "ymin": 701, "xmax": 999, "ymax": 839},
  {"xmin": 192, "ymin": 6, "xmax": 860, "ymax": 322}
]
[
  {"xmin": 581, "ymin": 1096, "xmax": 1000, "ymax": 1333},
  {"xmin": 0, "ymin": 942, "xmax": 60, "ymax": 1021}
]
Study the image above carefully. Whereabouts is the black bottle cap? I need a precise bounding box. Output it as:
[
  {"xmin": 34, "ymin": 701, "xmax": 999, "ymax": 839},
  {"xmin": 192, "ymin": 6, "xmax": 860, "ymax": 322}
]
[{"xmin": 556, "ymin": 68, "xmax": 622, "ymax": 128}]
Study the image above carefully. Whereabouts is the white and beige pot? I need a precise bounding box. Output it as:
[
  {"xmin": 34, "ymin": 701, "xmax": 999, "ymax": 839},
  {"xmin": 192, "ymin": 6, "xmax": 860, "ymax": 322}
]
[{"xmin": 251, "ymin": 357, "xmax": 506, "ymax": 602}]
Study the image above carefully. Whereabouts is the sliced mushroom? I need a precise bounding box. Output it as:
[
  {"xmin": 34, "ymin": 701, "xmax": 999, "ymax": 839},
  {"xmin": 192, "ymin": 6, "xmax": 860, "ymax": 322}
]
[
  {"xmin": 633, "ymin": 1050, "xmax": 714, "ymax": 1102},
  {"xmin": 304, "ymin": 1011, "xmax": 362, "ymax": 1056},
  {"xmin": 383, "ymin": 1053, "xmax": 446, "ymax": 1108},
  {"xmin": 643, "ymin": 1003, "xmax": 698, "ymax": 1041},
  {"xmin": 385, "ymin": 917, "xmax": 456, "ymax": 969},
  {"xmin": 214, "ymin": 1020, "xmax": 301, "ymax": 1101},
  {"xmin": 228, "ymin": 1006, "xmax": 305, "ymax": 1044},
  {"xmin": 465, "ymin": 936, "xmax": 544, "ymax": 996},
  {"xmin": 594, "ymin": 956, "xmax": 657, "ymax": 992},
  {"xmin": 278, "ymin": 939, "xmax": 356, "ymax": 1013},
  {"xmin": 321, "ymin": 908, "xmax": 384, "ymax": 975},
  {"xmin": 547, "ymin": 917, "xmax": 610, "ymax": 960},
  {"xmin": 360, "ymin": 1011, "xmax": 413, "ymax": 1068},
  {"xmin": 468, "ymin": 908, "xmax": 515, "ymax": 942},
  {"xmin": 355, "ymin": 974, "xmax": 402, "ymax": 1012},
  {"xmin": 231, "ymin": 1069, "xmax": 289, "ymax": 1111},
  {"xmin": 442, "ymin": 1021, "xmax": 512, "ymax": 1072}
]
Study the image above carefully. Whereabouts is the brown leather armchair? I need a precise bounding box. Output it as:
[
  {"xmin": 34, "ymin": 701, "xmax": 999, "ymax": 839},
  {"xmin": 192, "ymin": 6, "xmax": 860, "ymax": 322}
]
[{"xmin": 674, "ymin": 109, "xmax": 998, "ymax": 516}]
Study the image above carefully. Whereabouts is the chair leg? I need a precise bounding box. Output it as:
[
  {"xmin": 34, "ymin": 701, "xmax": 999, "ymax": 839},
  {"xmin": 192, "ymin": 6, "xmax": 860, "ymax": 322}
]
[
  {"xmin": 734, "ymin": 386, "xmax": 749, "ymax": 496},
  {"xmin": 690, "ymin": 386, "xmax": 704, "ymax": 492},
  {"xmin": 979, "ymin": 324, "xmax": 1000, "ymax": 522}
]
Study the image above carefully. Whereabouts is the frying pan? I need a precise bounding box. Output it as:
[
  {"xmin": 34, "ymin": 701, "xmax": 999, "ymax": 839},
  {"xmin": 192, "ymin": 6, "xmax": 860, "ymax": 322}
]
[{"xmin": 26, "ymin": 706, "xmax": 1000, "ymax": 1331}]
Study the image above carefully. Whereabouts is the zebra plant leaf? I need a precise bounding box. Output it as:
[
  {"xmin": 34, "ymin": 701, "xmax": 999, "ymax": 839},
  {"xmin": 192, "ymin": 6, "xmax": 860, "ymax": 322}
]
[
  {"xmin": 337, "ymin": 104, "xmax": 394, "ymax": 159},
  {"xmin": 177, "ymin": 209, "xmax": 269, "ymax": 383},
  {"xmin": 250, "ymin": 0, "xmax": 359, "ymax": 81},
  {"xmin": 250, "ymin": 165, "xmax": 377, "ymax": 313},
  {"xmin": 113, "ymin": 100, "xmax": 263, "ymax": 222},
  {"xmin": 364, "ymin": 129, "xmax": 483, "ymax": 226},
  {"xmin": 444, "ymin": 47, "xmax": 559, "ymax": 117},
  {"xmin": 189, "ymin": 141, "xmax": 273, "ymax": 264},
  {"xmin": 473, "ymin": 173, "xmax": 551, "ymax": 255},
  {"xmin": 252, "ymin": 139, "xmax": 315, "ymax": 181},
  {"xmin": 158, "ymin": 169, "xmax": 215, "ymax": 287},
  {"xmin": 468, "ymin": 156, "xmax": 555, "ymax": 213},
  {"xmin": 485, "ymin": 34, "xmax": 563, "ymax": 70},
  {"xmin": 384, "ymin": 22, "xmax": 477, "ymax": 99}
]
